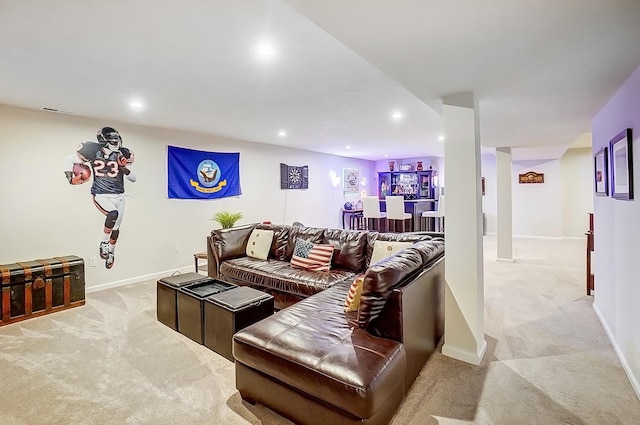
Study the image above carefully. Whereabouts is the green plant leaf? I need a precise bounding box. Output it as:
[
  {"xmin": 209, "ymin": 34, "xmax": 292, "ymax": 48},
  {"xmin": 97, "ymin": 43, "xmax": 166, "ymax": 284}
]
[{"xmin": 212, "ymin": 211, "xmax": 243, "ymax": 228}]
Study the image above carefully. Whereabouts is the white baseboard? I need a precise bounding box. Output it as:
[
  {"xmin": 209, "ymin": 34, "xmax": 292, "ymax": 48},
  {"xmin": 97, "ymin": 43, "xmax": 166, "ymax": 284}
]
[
  {"xmin": 86, "ymin": 265, "xmax": 195, "ymax": 294},
  {"xmin": 593, "ymin": 303, "xmax": 640, "ymax": 401},
  {"xmin": 484, "ymin": 233, "xmax": 586, "ymax": 240},
  {"xmin": 513, "ymin": 234, "xmax": 563, "ymax": 240},
  {"xmin": 496, "ymin": 257, "xmax": 515, "ymax": 263},
  {"xmin": 442, "ymin": 339, "xmax": 487, "ymax": 366}
]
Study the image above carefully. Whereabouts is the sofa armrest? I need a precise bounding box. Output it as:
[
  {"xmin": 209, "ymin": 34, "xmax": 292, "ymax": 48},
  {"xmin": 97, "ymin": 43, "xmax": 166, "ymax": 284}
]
[
  {"xmin": 207, "ymin": 224, "xmax": 256, "ymax": 278},
  {"xmin": 367, "ymin": 256, "xmax": 444, "ymax": 392},
  {"xmin": 207, "ymin": 235, "xmax": 219, "ymax": 278}
]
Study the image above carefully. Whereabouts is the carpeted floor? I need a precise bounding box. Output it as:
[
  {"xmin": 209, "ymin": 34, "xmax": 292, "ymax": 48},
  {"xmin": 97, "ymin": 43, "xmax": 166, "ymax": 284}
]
[{"xmin": 0, "ymin": 236, "xmax": 638, "ymax": 424}]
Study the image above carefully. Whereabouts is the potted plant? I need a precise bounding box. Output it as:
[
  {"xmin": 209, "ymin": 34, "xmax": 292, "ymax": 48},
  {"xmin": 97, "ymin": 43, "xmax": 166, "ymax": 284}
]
[{"xmin": 212, "ymin": 211, "xmax": 243, "ymax": 229}]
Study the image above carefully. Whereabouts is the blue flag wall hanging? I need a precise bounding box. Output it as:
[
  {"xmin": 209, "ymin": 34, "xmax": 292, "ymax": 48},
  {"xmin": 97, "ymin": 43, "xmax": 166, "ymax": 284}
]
[{"xmin": 167, "ymin": 146, "xmax": 241, "ymax": 199}]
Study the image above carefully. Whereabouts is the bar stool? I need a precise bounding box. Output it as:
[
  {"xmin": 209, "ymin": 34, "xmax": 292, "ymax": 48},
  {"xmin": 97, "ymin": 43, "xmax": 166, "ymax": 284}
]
[
  {"xmin": 385, "ymin": 196, "xmax": 412, "ymax": 233},
  {"xmin": 421, "ymin": 195, "xmax": 445, "ymax": 232},
  {"xmin": 349, "ymin": 212, "xmax": 365, "ymax": 230},
  {"xmin": 362, "ymin": 196, "xmax": 386, "ymax": 231}
]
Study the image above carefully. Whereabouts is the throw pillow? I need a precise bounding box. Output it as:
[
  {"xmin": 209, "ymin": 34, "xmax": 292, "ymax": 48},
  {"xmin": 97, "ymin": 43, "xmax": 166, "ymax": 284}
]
[
  {"xmin": 290, "ymin": 238, "xmax": 334, "ymax": 271},
  {"xmin": 344, "ymin": 276, "xmax": 364, "ymax": 312},
  {"xmin": 245, "ymin": 229, "xmax": 275, "ymax": 260},
  {"xmin": 369, "ymin": 240, "xmax": 413, "ymax": 266}
]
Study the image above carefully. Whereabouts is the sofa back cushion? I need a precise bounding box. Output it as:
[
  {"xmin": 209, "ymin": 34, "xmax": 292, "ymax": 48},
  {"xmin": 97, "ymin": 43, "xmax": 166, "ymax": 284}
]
[
  {"xmin": 322, "ymin": 229, "xmax": 368, "ymax": 272},
  {"xmin": 284, "ymin": 226, "xmax": 326, "ymax": 260},
  {"xmin": 357, "ymin": 247, "xmax": 424, "ymax": 329},
  {"xmin": 365, "ymin": 232, "xmax": 435, "ymax": 268},
  {"xmin": 255, "ymin": 223, "xmax": 290, "ymax": 260},
  {"xmin": 410, "ymin": 238, "xmax": 445, "ymax": 266},
  {"xmin": 210, "ymin": 224, "xmax": 257, "ymax": 262}
]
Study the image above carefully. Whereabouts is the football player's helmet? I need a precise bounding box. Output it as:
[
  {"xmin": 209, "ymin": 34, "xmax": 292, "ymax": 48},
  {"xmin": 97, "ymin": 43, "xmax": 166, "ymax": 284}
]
[{"xmin": 97, "ymin": 127, "xmax": 122, "ymax": 153}]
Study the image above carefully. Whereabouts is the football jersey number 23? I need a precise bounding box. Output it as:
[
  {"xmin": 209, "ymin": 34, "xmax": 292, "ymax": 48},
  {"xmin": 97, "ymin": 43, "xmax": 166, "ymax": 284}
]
[{"xmin": 93, "ymin": 159, "xmax": 119, "ymax": 177}]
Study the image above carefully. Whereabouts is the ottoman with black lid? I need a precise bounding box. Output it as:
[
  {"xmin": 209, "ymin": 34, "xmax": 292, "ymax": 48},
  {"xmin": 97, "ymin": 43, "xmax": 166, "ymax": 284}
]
[
  {"xmin": 156, "ymin": 272, "xmax": 205, "ymax": 330},
  {"xmin": 204, "ymin": 286, "xmax": 274, "ymax": 361},
  {"xmin": 177, "ymin": 278, "xmax": 236, "ymax": 344}
]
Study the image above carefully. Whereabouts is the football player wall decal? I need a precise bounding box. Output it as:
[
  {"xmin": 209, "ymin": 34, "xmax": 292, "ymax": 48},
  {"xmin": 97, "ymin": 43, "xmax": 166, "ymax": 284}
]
[{"xmin": 63, "ymin": 127, "xmax": 137, "ymax": 269}]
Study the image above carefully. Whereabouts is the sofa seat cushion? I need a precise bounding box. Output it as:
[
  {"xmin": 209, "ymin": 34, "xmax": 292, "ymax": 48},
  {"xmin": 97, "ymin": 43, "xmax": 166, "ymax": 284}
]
[
  {"xmin": 219, "ymin": 257, "xmax": 356, "ymax": 299},
  {"xmin": 233, "ymin": 282, "xmax": 407, "ymax": 419}
]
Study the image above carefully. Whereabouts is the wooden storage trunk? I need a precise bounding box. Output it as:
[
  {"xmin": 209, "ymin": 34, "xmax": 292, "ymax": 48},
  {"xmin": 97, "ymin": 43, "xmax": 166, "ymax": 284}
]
[{"xmin": 0, "ymin": 255, "xmax": 85, "ymax": 326}]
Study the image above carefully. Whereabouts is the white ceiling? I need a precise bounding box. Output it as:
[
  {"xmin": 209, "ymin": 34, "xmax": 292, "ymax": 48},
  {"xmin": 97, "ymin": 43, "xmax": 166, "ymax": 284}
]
[{"xmin": 1, "ymin": 0, "xmax": 639, "ymax": 161}]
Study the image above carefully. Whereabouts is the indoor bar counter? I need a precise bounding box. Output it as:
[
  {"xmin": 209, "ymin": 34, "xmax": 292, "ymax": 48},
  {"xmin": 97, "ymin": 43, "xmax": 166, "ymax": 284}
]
[{"xmin": 379, "ymin": 198, "xmax": 436, "ymax": 232}]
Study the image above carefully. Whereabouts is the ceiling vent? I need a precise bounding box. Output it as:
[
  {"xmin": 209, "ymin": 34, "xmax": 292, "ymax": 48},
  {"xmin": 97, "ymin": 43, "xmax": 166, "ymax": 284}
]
[{"xmin": 40, "ymin": 107, "xmax": 73, "ymax": 115}]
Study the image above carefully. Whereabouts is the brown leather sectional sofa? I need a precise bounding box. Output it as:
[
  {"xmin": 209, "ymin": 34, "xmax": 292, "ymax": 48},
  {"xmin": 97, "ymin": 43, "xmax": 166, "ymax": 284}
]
[{"xmin": 207, "ymin": 223, "xmax": 445, "ymax": 425}]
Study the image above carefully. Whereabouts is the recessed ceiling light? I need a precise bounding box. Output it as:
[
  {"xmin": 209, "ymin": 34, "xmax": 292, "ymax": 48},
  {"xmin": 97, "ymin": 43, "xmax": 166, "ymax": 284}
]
[
  {"xmin": 346, "ymin": 145, "xmax": 352, "ymax": 150},
  {"xmin": 438, "ymin": 136, "xmax": 445, "ymax": 142},
  {"xmin": 384, "ymin": 154, "xmax": 389, "ymax": 157},
  {"xmin": 129, "ymin": 99, "xmax": 145, "ymax": 111},
  {"xmin": 278, "ymin": 131, "xmax": 287, "ymax": 137},
  {"xmin": 391, "ymin": 111, "xmax": 404, "ymax": 120},
  {"xmin": 257, "ymin": 42, "xmax": 276, "ymax": 57}
]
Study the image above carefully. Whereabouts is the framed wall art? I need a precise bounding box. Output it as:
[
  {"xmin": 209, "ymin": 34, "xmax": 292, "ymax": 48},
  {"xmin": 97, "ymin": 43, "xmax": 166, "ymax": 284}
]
[
  {"xmin": 594, "ymin": 146, "xmax": 609, "ymax": 196},
  {"xmin": 343, "ymin": 168, "xmax": 359, "ymax": 194},
  {"xmin": 609, "ymin": 128, "xmax": 633, "ymax": 200}
]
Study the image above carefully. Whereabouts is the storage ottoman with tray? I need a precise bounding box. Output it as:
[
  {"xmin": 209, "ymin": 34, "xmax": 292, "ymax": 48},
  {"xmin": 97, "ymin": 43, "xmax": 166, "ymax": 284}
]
[
  {"xmin": 157, "ymin": 272, "xmax": 207, "ymax": 331},
  {"xmin": 177, "ymin": 278, "xmax": 236, "ymax": 344},
  {"xmin": 205, "ymin": 286, "xmax": 274, "ymax": 361}
]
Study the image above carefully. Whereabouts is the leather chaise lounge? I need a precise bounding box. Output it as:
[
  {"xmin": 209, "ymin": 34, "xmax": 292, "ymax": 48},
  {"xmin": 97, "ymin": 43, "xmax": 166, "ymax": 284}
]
[{"xmin": 207, "ymin": 223, "xmax": 445, "ymax": 424}]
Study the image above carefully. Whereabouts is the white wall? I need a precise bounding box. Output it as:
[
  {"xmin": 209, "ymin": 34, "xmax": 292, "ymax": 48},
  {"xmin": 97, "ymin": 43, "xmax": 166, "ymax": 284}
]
[
  {"xmin": 561, "ymin": 147, "xmax": 594, "ymax": 237},
  {"xmin": 591, "ymin": 64, "xmax": 640, "ymax": 399},
  {"xmin": 512, "ymin": 159, "xmax": 563, "ymax": 237},
  {"xmin": 481, "ymin": 149, "xmax": 592, "ymax": 238},
  {"xmin": 0, "ymin": 105, "xmax": 375, "ymax": 290}
]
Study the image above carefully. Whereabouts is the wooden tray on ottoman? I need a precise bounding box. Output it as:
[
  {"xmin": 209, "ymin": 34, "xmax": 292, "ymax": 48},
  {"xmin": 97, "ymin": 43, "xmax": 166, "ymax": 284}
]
[
  {"xmin": 0, "ymin": 256, "xmax": 85, "ymax": 326},
  {"xmin": 204, "ymin": 286, "xmax": 274, "ymax": 361}
]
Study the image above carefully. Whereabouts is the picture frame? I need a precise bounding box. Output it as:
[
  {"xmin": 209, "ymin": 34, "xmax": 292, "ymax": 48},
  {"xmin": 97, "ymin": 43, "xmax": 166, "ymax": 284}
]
[
  {"xmin": 594, "ymin": 147, "xmax": 609, "ymax": 196},
  {"xmin": 609, "ymin": 128, "xmax": 633, "ymax": 200},
  {"xmin": 343, "ymin": 168, "xmax": 359, "ymax": 194}
]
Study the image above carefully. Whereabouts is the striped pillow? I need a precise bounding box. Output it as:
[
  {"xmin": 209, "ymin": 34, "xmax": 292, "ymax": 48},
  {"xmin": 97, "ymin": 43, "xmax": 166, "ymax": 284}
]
[
  {"xmin": 290, "ymin": 238, "xmax": 334, "ymax": 272},
  {"xmin": 344, "ymin": 276, "xmax": 364, "ymax": 312}
]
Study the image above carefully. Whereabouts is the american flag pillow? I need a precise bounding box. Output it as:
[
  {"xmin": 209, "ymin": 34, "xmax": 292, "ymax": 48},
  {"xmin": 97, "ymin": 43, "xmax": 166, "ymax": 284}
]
[
  {"xmin": 344, "ymin": 276, "xmax": 364, "ymax": 312},
  {"xmin": 290, "ymin": 238, "xmax": 334, "ymax": 272}
]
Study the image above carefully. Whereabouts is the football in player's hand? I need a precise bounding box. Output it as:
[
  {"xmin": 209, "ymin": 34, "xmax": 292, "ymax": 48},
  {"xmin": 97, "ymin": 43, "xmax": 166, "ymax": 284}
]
[
  {"xmin": 117, "ymin": 153, "xmax": 128, "ymax": 166},
  {"xmin": 71, "ymin": 163, "xmax": 91, "ymax": 185}
]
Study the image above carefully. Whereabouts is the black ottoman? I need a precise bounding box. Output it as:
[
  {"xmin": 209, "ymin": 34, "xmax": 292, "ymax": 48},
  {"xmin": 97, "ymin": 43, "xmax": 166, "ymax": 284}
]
[
  {"xmin": 205, "ymin": 286, "xmax": 274, "ymax": 361},
  {"xmin": 157, "ymin": 272, "xmax": 207, "ymax": 330},
  {"xmin": 177, "ymin": 279, "xmax": 236, "ymax": 344}
]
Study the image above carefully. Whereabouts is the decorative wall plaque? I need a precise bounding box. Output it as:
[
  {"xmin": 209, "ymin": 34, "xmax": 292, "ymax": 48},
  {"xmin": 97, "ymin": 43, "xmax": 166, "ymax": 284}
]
[{"xmin": 518, "ymin": 171, "xmax": 544, "ymax": 184}]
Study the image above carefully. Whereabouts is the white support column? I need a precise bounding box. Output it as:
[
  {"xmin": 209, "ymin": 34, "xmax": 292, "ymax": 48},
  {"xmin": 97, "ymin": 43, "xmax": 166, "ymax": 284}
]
[
  {"xmin": 441, "ymin": 93, "xmax": 487, "ymax": 365},
  {"xmin": 496, "ymin": 147, "xmax": 513, "ymax": 261}
]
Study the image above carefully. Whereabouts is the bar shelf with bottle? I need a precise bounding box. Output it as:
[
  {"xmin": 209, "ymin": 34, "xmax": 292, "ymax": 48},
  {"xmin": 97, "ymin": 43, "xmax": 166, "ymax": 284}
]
[
  {"xmin": 377, "ymin": 170, "xmax": 439, "ymax": 232},
  {"xmin": 378, "ymin": 170, "xmax": 437, "ymax": 200}
]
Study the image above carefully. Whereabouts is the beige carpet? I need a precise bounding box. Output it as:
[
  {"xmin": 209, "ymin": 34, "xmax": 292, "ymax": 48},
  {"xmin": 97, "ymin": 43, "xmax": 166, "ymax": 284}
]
[{"xmin": 0, "ymin": 236, "xmax": 638, "ymax": 425}]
